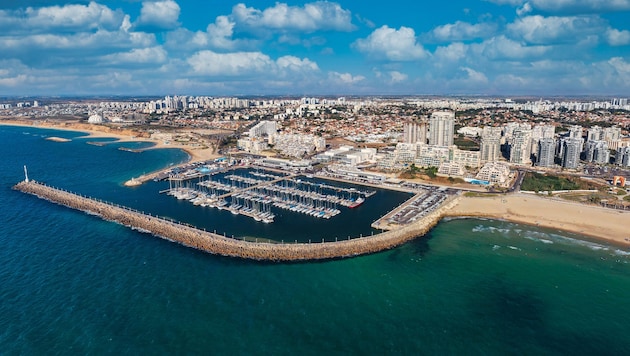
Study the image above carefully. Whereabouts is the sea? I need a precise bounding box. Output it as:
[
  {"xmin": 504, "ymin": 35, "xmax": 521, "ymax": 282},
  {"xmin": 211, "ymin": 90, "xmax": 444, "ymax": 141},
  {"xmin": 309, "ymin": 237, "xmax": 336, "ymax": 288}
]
[{"xmin": 1, "ymin": 124, "xmax": 630, "ymax": 355}]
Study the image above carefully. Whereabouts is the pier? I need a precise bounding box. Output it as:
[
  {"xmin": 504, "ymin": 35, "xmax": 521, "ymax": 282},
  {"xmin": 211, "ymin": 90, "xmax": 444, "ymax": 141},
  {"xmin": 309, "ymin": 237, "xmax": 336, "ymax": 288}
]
[
  {"xmin": 163, "ymin": 168, "xmax": 376, "ymax": 222},
  {"xmin": 13, "ymin": 180, "xmax": 458, "ymax": 262}
]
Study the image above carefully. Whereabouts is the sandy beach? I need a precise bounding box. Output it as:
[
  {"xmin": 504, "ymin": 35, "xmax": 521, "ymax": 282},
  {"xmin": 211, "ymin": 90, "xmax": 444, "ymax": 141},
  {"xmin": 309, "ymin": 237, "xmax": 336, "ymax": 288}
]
[
  {"xmin": 0, "ymin": 119, "xmax": 219, "ymax": 163},
  {"xmin": 446, "ymin": 193, "xmax": 630, "ymax": 246}
]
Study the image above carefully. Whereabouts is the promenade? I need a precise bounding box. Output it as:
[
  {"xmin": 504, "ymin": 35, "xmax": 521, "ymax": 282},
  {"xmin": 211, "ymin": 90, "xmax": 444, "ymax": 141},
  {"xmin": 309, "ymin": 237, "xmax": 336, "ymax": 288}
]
[{"xmin": 13, "ymin": 180, "xmax": 457, "ymax": 261}]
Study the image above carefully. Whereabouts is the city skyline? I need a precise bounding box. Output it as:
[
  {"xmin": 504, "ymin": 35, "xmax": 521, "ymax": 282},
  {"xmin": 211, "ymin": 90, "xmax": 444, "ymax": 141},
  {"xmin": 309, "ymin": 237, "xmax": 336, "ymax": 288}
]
[{"xmin": 1, "ymin": 0, "xmax": 630, "ymax": 96}]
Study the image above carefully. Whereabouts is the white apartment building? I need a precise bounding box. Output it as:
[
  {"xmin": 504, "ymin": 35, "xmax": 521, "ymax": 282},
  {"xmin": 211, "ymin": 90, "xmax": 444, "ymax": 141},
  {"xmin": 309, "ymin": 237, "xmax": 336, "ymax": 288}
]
[
  {"xmin": 249, "ymin": 121, "xmax": 277, "ymax": 138},
  {"xmin": 273, "ymin": 134, "xmax": 326, "ymax": 158},
  {"xmin": 428, "ymin": 111, "xmax": 455, "ymax": 146},
  {"xmin": 480, "ymin": 126, "xmax": 502, "ymax": 162},
  {"xmin": 509, "ymin": 128, "xmax": 533, "ymax": 165},
  {"xmin": 537, "ymin": 138, "xmax": 556, "ymax": 167},
  {"xmin": 476, "ymin": 162, "xmax": 511, "ymax": 185}
]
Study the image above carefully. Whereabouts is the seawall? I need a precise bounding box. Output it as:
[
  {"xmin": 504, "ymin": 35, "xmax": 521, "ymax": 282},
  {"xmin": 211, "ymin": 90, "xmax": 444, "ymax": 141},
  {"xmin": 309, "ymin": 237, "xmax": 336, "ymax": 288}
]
[{"xmin": 13, "ymin": 180, "xmax": 457, "ymax": 261}]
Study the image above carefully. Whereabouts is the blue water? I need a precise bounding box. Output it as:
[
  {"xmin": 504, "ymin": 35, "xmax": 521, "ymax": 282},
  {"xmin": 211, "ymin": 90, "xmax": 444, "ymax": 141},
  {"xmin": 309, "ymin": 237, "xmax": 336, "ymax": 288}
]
[{"xmin": 2, "ymin": 125, "xmax": 630, "ymax": 354}]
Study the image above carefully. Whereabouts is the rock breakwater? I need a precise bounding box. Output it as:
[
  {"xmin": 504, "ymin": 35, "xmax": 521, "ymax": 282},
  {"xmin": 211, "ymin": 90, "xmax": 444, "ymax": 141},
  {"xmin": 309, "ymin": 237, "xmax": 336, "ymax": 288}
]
[{"xmin": 13, "ymin": 180, "xmax": 457, "ymax": 261}]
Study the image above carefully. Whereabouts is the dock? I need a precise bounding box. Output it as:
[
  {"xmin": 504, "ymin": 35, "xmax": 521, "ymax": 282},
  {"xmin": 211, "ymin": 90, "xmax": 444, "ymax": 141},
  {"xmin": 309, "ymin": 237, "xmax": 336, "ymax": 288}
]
[{"xmin": 163, "ymin": 169, "xmax": 374, "ymax": 222}]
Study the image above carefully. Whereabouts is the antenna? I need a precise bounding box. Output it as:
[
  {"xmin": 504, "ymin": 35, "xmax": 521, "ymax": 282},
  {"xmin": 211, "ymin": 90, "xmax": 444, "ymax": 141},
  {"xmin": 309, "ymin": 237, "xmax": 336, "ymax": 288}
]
[{"xmin": 24, "ymin": 165, "xmax": 29, "ymax": 182}]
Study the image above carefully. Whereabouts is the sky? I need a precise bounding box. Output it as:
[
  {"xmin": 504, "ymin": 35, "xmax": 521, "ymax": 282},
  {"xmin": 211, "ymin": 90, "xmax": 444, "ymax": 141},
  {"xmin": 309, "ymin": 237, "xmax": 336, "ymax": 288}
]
[{"xmin": 1, "ymin": 0, "xmax": 630, "ymax": 96}]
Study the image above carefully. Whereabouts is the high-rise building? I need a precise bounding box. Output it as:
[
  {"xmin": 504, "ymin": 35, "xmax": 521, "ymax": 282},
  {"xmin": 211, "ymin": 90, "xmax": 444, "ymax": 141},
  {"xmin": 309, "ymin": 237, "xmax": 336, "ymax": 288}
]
[
  {"xmin": 480, "ymin": 126, "xmax": 502, "ymax": 162},
  {"xmin": 616, "ymin": 146, "xmax": 630, "ymax": 167},
  {"xmin": 561, "ymin": 138, "xmax": 583, "ymax": 169},
  {"xmin": 585, "ymin": 140, "xmax": 610, "ymax": 164},
  {"xmin": 403, "ymin": 119, "xmax": 427, "ymax": 144},
  {"xmin": 249, "ymin": 120, "xmax": 277, "ymax": 138},
  {"xmin": 509, "ymin": 128, "xmax": 532, "ymax": 165},
  {"xmin": 537, "ymin": 138, "xmax": 556, "ymax": 167},
  {"xmin": 587, "ymin": 126, "xmax": 603, "ymax": 141},
  {"xmin": 603, "ymin": 126, "xmax": 622, "ymax": 150},
  {"xmin": 530, "ymin": 124, "xmax": 555, "ymax": 156},
  {"xmin": 428, "ymin": 111, "xmax": 455, "ymax": 147},
  {"xmin": 569, "ymin": 125, "xmax": 583, "ymax": 139}
]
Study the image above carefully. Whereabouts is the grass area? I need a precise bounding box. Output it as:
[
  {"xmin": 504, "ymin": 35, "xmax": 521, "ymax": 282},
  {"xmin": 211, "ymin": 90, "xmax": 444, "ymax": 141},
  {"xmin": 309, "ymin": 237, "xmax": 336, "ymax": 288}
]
[
  {"xmin": 520, "ymin": 172, "xmax": 598, "ymax": 192},
  {"xmin": 399, "ymin": 165, "xmax": 466, "ymax": 185},
  {"xmin": 560, "ymin": 191, "xmax": 620, "ymax": 204},
  {"xmin": 399, "ymin": 165, "xmax": 437, "ymax": 179}
]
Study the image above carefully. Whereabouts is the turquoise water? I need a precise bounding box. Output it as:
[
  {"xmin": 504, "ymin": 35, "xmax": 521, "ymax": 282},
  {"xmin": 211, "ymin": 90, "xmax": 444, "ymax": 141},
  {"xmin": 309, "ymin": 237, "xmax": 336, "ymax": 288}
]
[{"xmin": 1, "ymin": 125, "xmax": 630, "ymax": 354}]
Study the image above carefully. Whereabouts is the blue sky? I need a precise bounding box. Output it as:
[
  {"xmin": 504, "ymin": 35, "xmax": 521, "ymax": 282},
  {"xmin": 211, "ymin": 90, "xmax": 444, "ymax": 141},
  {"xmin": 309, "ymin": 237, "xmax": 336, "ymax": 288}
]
[{"xmin": 1, "ymin": 0, "xmax": 630, "ymax": 96}]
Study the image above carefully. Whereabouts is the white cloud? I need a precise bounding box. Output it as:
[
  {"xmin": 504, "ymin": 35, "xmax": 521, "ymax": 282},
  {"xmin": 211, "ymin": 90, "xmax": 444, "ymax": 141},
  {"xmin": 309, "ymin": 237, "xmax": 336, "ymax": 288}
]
[
  {"xmin": 0, "ymin": 2, "xmax": 125, "ymax": 34},
  {"xmin": 607, "ymin": 57, "xmax": 630, "ymax": 76},
  {"xmin": 354, "ymin": 25, "xmax": 429, "ymax": 61},
  {"xmin": 328, "ymin": 71, "xmax": 365, "ymax": 84},
  {"xmin": 606, "ymin": 28, "xmax": 630, "ymax": 46},
  {"xmin": 486, "ymin": 0, "xmax": 525, "ymax": 5},
  {"xmin": 231, "ymin": 1, "xmax": 355, "ymax": 33},
  {"xmin": 0, "ymin": 30, "xmax": 155, "ymax": 53},
  {"xmin": 488, "ymin": 0, "xmax": 630, "ymax": 13},
  {"xmin": 388, "ymin": 71, "xmax": 408, "ymax": 83},
  {"xmin": 528, "ymin": 0, "xmax": 630, "ymax": 13},
  {"xmin": 435, "ymin": 42, "xmax": 468, "ymax": 62},
  {"xmin": 507, "ymin": 15, "xmax": 605, "ymax": 44},
  {"xmin": 516, "ymin": 2, "xmax": 533, "ymax": 15},
  {"xmin": 100, "ymin": 46, "xmax": 168, "ymax": 65},
  {"xmin": 460, "ymin": 67, "xmax": 489, "ymax": 84},
  {"xmin": 431, "ymin": 21, "xmax": 496, "ymax": 41},
  {"xmin": 135, "ymin": 0, "xmax": 180, "ymax": 30},
  {"xmin": 187, "ymin": 50, "xmax": 319, "ymax": 77},
  {"xmin": 188, "ymin": 50, "xmax": 273, "ymax": 76},
  {"xmin": 471, "ymin": 35, "xmax": 549, "ymax": 59},
  {"xmin": 204, "ymin": 15, "xmax": 240, "ymax": 49},
  {"xmin": 276, "ymin": 56, "xmax": 319, "ymax": 72}
]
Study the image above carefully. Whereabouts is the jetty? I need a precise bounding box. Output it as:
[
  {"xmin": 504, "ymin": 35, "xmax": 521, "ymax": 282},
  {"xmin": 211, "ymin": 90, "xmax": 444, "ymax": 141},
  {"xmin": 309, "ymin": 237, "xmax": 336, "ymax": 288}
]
[{"xmin": 12, "ymin": 179, "xmax": 458, "ymax": 262}]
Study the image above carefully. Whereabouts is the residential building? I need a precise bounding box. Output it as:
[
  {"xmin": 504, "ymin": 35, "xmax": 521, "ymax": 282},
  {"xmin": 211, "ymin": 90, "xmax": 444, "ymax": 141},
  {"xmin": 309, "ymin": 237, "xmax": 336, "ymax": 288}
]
[
  {"xmin": 403, "ymin": 119, "xmax": 428, "ymax": 144},
  {"xmin": 476, "ymin": 162, "xmax": 511, "ymax": 185},
  {"xmin": 509, "ymin": 128, "xmax": 532, "ymax": 165},
  {"xmin": 616, "ymin": 146, "xmax": 630, "ymax": 167},
  {"xmin": 537, "ymin": 138, "xmax": 556, "ymax": 167},
  {"xmin": 561, "ymin": 138, "xmax": 583, "ymax": 169},
  {"xmin": 480, "ymin": 126, "xmax": 502, "ymax": 162},
  {"xmin": 428, "ymin": 111, "xmax": 455, "ymax": 146}
]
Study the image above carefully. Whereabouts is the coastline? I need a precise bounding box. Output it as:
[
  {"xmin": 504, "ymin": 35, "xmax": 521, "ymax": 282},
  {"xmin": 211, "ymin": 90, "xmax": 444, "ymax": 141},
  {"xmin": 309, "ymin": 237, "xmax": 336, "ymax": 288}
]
[
  {"xmin": 0, "ymin": 119, "xmax": 219, "ymax": 184},
  {"xmin": 0, "ymin": 119, "xmax": 218, "ymax": 162},
  {"xmin": 3, "ymin": 119, "xmax": 628, "ymax": 250},
  {"xmin": 444, "ymin": 193, "xmax": 630, "ymax": 247}
]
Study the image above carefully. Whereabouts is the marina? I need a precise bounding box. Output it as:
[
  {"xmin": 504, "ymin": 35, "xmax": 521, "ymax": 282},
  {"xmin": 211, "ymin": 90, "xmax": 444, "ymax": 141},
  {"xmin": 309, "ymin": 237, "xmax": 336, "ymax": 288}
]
[
  {"xmin": 13, "ymin": 179, "xmax": 458, "ymax": 261},
  {"xmin": 164, "ymin": 168, "xmax": 377, "ymax": 223}
]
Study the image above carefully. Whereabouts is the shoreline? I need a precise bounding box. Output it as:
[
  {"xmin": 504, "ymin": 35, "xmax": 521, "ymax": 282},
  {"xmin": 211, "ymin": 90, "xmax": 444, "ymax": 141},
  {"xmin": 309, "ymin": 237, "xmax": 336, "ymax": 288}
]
[
  {"xmin": 0, "ymin": 119, "xmax": 218, "ymax": 162},
  {"xmin": 4, "ymin": 119, "xmax": 628, "ymax": 251},
  {"xmin": 444, "ymin": 193, "xmax": 630, "ymax": 247}
]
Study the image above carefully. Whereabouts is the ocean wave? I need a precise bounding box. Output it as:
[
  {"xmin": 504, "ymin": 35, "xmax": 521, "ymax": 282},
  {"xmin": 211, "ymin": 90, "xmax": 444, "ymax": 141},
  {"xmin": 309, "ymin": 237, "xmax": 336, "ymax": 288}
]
[
  {"xmin": 472, "ymin": 225, "xmax": 512, "ymax": 235},
  {"xmin": 548, "ymin": 234, "xmax": 610, "ymax": 252}
]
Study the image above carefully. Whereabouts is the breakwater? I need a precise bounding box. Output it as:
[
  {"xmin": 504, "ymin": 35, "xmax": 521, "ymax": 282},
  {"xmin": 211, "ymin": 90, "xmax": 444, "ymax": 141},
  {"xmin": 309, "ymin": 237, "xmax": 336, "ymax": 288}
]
[{"xmin": 12, "ymin": 180, "xmax": 458, "ymax": 261}]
